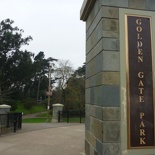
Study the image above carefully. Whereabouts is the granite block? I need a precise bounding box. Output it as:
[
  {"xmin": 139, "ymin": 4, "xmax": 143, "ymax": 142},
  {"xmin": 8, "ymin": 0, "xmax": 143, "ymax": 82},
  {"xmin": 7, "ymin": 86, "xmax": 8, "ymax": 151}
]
[
  {"xmin": 102, "ymin": 18, "xmax": 119, "ymax": 38},
  {"xmin": 85, "ymin": 139, "xmax": 90, "ymax": 155},
  {"xmin": 86, "ymin": 39, "xmax": 102, "ymax": 62},
  {"xmin": 86, "ymin": 78, "xmax": 91, "ymax": 88},
  {"xmin": 103, "ymin": 121, "xmax": 120, "ymax": 142},
  {"xmin": 96, "ymin": 140, "xmax": 103, "ymax": 155},
  {"xmin": 128, "ymin": 0, "xmax": 145, "ymax": 9},
  {"xmin": 146, "ymin": 0, "xmax": 155, "ymax": 10},
  {"xmin": 102, "ymin": 6, "xmax": 119, "ymax": 18},
  {"xmin": 85, "ymin": 114, "xmax": 91, "ymax": 131},
  {"xmin": 94, "ymin": 86, "xmax": 103, "ymax": 106},
  {"xmin": 94, "ymin": 72, "xmax": 103, "ymax": 86},
  {"xmin": 102, "ymin": 72, "xmax": 120, "ymax": 85},
  {"xmin": 95, "ymin": 106, "xmax": 103, "ymax": 120},
  {"xmin": 90, "ymin": 58, "xmax": 96, "ymax": 76},
  {"xmin": 102, "ymin": 51, "xmax": 120, "ymax": 71},
  {"xmin": 90, "ymin": 145, "xmax": 95, "ymax": 155},
  {"xmin": 86, "ymin": 88, "xmax": 91, "ymax": 104},
  {"xmin": 90, "ymin": 105, "xmax": 96, "ymax": 117},
  {"xmin": 103, "ymin": 38, "xmax": 119, "ymax": 51},
  {"xmin": 102, "ymin": 143, "xmax": 121, "ymax": 155},
  {"xmin": 102, "ymin": 85, "xmax": 120, "ymax": 107},
  {"xmin": 85, "ymin": 104, "xmax": 91, "ymax": 115},
  {"xmin": 85, "ymin": 130, "xmax": 97, "ymax": 149},
  {"xmin": 91, "ymin": 117, "xmax": 103, "ymax": 142},
  {"xmin": 103, "ymin": 107, "xmax": 120, "ymax": 121},
  {"xmin": 95, "ymin": 52, "xmax": 103, "ymax": 73},
  {"xmin": 86, "ymin": 63, "xmax": 90, "ymax": 78},
  {"xmin": 101, "ymin": 0, "xmax": 128, "ymax": 7},
  {"xmin": 86, "ymin": 0, "xmax": 101, "ymax": 31},
  {"xmin": 87, "ymin": 15, "xmax": 119, "ymax": 40},
  {"xmin": 90, "ymin": 87, "xmax": 94, "ymax": 105}
]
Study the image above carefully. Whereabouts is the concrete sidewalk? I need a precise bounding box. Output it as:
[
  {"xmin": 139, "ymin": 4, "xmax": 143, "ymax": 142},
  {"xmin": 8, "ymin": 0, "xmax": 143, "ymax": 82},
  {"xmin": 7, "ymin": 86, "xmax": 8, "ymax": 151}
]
[{"xmin": 0, "ymin": 123, "xmax": 85, "ymax": 155}]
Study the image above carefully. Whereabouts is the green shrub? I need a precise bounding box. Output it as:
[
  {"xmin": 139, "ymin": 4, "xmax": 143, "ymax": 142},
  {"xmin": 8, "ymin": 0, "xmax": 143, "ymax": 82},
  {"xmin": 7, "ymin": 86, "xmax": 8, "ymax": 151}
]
[{"xmin": 23, "ymin": 98, "xmax": 37, "ymax": 110}]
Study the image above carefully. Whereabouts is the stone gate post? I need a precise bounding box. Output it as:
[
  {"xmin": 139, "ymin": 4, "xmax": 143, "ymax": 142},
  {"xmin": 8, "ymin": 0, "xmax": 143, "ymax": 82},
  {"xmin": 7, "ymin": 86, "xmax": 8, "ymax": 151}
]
[{"xmin": 80, "ymin": 0, "xmax": 155, "ymax": 155}]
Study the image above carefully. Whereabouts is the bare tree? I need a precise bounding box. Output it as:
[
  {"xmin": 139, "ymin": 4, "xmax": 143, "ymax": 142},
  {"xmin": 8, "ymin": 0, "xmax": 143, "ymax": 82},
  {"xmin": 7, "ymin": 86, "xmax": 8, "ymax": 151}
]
[{"xmin": 54, "ymin": 59, "xmax": 74, "ymax": 108}]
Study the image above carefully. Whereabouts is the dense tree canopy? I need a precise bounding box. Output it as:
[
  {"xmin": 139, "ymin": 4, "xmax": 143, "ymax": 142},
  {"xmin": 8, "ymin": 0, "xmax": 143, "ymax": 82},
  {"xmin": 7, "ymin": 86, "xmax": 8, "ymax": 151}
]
[
  {"xmin": 0, "ymin": 18, "xmax": 85, "ymax": 112},
  {"xmin": 0, "ymin": 19, "xmax": 57, "ymax": 103}
]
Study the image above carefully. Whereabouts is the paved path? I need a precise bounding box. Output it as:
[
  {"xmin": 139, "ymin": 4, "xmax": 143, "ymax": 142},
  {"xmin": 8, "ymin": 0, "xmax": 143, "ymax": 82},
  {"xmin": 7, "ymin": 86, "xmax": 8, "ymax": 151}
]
[{"xmin": 0, "ymin": 123, "xmax": 85, "ymax": 155}]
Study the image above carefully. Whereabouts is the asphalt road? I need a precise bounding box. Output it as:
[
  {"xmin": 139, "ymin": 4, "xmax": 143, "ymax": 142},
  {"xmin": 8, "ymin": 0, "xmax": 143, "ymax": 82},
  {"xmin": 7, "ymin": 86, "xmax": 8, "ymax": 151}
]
[{"xmin": 0, "ymin": 123, "xmax": 85, "ymax": 155}]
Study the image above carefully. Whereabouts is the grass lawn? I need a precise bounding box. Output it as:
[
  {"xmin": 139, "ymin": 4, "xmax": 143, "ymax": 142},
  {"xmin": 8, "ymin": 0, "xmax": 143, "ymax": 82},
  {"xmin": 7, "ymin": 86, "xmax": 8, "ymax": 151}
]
[{"xmin": 15, "ymin": 102, "xmax": 46, "ymax": 115}]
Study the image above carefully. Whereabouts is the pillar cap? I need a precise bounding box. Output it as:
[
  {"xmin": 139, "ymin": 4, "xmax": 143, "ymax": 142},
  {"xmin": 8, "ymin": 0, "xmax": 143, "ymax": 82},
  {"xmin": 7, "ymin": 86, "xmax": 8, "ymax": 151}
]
[
  {"xmin": 80, "ymin": 0, "xmax": 96, "ymax": 21},
  {"xmin": 0, "ymin": 104, "xmax": 11, "ymax": 109},
  {"xmin": 52, "ymin": 103, "xmax": 64, "ymax": 107}
]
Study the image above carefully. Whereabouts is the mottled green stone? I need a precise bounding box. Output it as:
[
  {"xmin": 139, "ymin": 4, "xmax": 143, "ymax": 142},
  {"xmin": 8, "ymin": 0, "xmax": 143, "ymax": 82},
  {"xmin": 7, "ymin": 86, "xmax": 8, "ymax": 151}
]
[
  {"xmin": 103, "ymin": 107, "xmax": 120, "ymax": 120},
  {"xmin": 128, "ymin": 0, "xmax": 145, "ymax": 9}
]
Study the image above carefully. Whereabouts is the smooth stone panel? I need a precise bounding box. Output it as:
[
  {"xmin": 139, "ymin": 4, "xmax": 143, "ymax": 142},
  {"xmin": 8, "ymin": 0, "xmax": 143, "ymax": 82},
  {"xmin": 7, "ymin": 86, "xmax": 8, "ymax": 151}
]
[
  {"xmin": 102, "ymin": 18, "xmax": 119, "ymax": 38},
  {"xmin": 96, "ymin": 140, "xmax": 103, "ymax": 155},
  {"xmin": 102, "ymin": 85, "xmax": 120, "ymax": 107},
  {"xmin": 103, "ymin": 107, "xmax": 120, "ymax": 121},
  {"xmin": 91, "ymin": 117, "xmax": 103, "ymax": 142},
  {"xmin": 85, "ymin": 114, "xmax": 91, "ymax": 131},
  {"xmin": 103, "ymin": 143, "xmax": 121, "ymax": 155},
  {"xmin": 101, "ymin": 0, "xmax": 128, "ymax": 7},
  {"xmin": 85, "ymin": 130, "xmax": 97, "ymax": 149},
  {"xmin": 128, "ymin": 0, "xmax": 145, "ymax": 9},
  {"xmin": 103, "ymin": 38, "xmax": 119, "ymax": 51},
  {"xmin": 85, "ymin": 88, "xmax": 91, "ymax": 104},
  {"xmin": 95, "ymin": 106, "xmax": 103, "ymax": 120},
  {"xmin": 86, "ymin": 39, "xmax": 102, "ymax": 62},
  {"xmin": 146, "ymin": 0, "xmax": 155, "ymax": 10},
  {"xmin": 85, "ymin": 139, "xmax": 90, "ymax": 155},
  {"xmin": 102, "ymin": 72, "xmax": 120, "ymax": 85},
  {"xmin": 102, "ymin": 51, "xmax": 120, "ymax": 71},
  {"xmin": 103, "ymin": 121, "xmax": 120, "ymax": 142}
]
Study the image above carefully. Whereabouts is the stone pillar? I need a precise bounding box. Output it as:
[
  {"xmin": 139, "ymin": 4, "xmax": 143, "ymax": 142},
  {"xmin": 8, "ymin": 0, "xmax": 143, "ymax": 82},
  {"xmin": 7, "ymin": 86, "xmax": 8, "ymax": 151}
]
[
  {"xmin": 80, "ymin": 0, "xmax": 155, "ymax": 155},
  {"xmin": 0, "ymin": 104, "xmax": 11, "ymax": 114},
  {"xmin": 0, "ymin": 104, "xmax": 11, "ymax": 127},
  {"xmin": 52, "ymin": 103, "xmax": 64, "ymax": 123}
]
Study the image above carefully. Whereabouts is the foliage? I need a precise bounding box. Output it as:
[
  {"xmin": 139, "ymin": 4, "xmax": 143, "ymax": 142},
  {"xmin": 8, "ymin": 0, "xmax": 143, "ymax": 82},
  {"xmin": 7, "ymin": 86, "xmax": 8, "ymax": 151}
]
[
  {"xmin": 52, "ymin": 62, "xmax": 85, "ymax": 111},
  {"xmin": 0, "ymin": 18, "xmax": 85, "ymax": 113},
  {"xmin": 15, "ymin": 101, "xmax": 46, "ymax": 114},
  {"xmin": 65, "ymin": 77, "xmax": 85, "ymax": 110},
  {"xmin": 23, "ymin": 98, "xmax": 37, "ymax": 110},
  {"xmin": 0, "ymin": 19, "xmax": 57, "ymax": 104},
  {"xmin": 0, "ymin": 19, "xmax": 33, "ymax": 101},
  {"xmin": 0, "ymin": 98, "xmax": 17, "ymax": 111}
]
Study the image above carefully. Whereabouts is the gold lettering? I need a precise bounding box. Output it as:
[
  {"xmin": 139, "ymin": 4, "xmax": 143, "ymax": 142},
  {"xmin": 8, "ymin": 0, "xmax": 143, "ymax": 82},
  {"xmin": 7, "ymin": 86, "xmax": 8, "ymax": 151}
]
[
  {"xmin": 138, "ymin": 48, "xmax": 143, "ymax": 55},
  {"xmin": 138, "ymin": 72, "xmax": 144, "ymax": 78},
  {"xmin": 140, "ymin": 113, "xmax": 145, "ymax": 119},
  {"xmin": 136, "ymin": 19, "xmax": 142, "ymax": 25},
  {"xmin": 138, "ymin": 88, "xmax": 144, "ymax": 94},
  {"xmin": 138, "ymin": 56, "xmax": 143, "ymax": 62},
  {"xmin": 137, "ymin": 41, "xmax": 143, "ymax": 47},
  {"xmin": 136, "ymin": 26, "xmax": 142, "ymax": 32},
  {"xmin": 139, "ymin": 96, "xmax": 144, "ymax": 102},
  {"xmin": 140, "ymin": 137, "xmax": 146, "ymax": 144},
  {"xmin": 137, "ymin": 33, "xmax": 142, "ymax": 40},
  {"xmin": 139, "ymin": 121, "xmax": 145, "ymax": 128},
  {"xmin": 140, "ymin": 129, "xmax": 145, "ymax": 136}
]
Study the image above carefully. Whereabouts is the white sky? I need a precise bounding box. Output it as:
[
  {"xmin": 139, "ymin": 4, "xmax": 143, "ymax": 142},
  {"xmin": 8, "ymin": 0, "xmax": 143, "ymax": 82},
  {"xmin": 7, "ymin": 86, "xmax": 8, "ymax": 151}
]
[{"xmin": 0, "ymin": 0, "xmax": 85, "ymax": 69}]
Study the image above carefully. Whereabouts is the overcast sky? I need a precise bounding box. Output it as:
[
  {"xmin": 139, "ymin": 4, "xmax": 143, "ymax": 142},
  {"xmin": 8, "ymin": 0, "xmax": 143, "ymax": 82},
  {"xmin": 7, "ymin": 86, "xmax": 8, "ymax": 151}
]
[{"xmin": 0, "ymin": 0, "xmax": 85, "ymax": 69}]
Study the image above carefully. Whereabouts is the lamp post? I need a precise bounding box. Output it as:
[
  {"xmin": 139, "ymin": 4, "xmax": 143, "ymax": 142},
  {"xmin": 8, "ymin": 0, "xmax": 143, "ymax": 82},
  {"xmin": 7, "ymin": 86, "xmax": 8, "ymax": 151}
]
[{"xmin": 46, "ymin": 64, "xmax": 52, "ymax": 122}]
